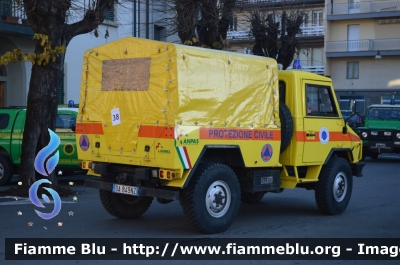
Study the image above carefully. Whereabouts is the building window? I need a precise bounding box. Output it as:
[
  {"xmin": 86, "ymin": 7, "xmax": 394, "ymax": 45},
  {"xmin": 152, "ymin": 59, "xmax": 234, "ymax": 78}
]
[
  {"xmin": 340, "ymin": 96, "xmax": 365, "ymax": 115},
  {"xmin": 154, "ymin": 25, "xmax": 166, "ymax": 41},
  {"xmin": 229, "ymin": 16, "xmax": 237, "ymax": 31},
  {"xmin": 299, "ymin": 12, "xmax": 308, "ymax": 27},
  {"xmin": 382, "ymin": 95, "xmax": 400, "ymax": 105},
  {"xmin": 243, "ymin": 47, "xmax": 252, "ymax": 54},
  {"xmin": 347, "ymin": 62, "xmax": 359, "ymax": 79},
  {"xmin": 312, "ymin": 10, "xmax": 323, "ymax": 26},
  {"xmin": 0, "ymin": 65, "xmax": 6, "ymax": 76},
  {"xmin": 105, "ymin": 4, "xmax": 114, "ymax": 22},
  {"xmin": 59, "ymin": 70, "xmax": 64, "ymax": 104}
]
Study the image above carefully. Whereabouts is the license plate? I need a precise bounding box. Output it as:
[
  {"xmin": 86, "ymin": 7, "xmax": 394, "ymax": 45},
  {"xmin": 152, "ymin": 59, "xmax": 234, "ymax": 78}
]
[
  {"xmin": 112, "ymin": 184, "xmax": 139, "ymax": 196},
  {"xmin": 376, "ymin": 143, "xmax": 386, "ymax": 147}
]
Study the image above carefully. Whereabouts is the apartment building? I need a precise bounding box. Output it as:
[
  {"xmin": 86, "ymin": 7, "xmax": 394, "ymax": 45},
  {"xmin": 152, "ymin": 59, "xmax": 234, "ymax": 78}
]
[
  {"xmin": 0, "ymin": 0, "xmax": 176, "ymax": 107},
  {"xmin": 325, "ymin": 0, "xmax": 400, "ymax": 113},
  {"xmin": 227, "ymin": 0, "xmax": 326, "ymax": 75}
]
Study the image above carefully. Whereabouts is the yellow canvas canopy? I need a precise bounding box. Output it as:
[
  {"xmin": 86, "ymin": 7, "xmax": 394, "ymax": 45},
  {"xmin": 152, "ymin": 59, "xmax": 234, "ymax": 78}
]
[{"xmin": 78, "ymin": 37, "xmax": 279, "ymax": 153}]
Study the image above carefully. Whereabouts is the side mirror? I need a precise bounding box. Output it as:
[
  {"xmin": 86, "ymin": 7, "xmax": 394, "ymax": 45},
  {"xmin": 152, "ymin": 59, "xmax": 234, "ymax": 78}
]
[{"xmin": 70, "ymin": 124, "xmax": 76, "ymax": 132}]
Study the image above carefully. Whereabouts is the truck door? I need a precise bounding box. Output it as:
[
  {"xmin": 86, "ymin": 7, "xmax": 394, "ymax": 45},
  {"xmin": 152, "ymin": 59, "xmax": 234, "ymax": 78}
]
[
  {"xmin": 11, "ymin": 111, "xmax": 26, "ymax": 161},
  {"xmin": 302, "ymin": 81, "xmax": 343, "ymax": 163}
]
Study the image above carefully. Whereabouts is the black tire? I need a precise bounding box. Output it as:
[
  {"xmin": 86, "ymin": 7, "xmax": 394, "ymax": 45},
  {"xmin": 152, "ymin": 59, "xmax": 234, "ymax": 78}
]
[
  {"xmin": 0, "ymin": 156, "xmax": 13, "ymax": 186},
  {"xmin": 99, "ymin": 175, "xmax": 153, "ymax": 219},
  {"xmin": 241, "ymin": 191, "xmax": 265, "ymax": 203},
  {"xmin": 279, "ymin": 102, "xmax": 293, "ymax": 153},
  {"xmin": 315, "ymin": 157, "xmax": 353, "ymax": 215},
  {"xmin": 181, "ymin": 163, "xmax": 241, "ymax": 234},
  {"xmin": 370, "ymin": 153, "xmax": 379, "ymax": 159}
]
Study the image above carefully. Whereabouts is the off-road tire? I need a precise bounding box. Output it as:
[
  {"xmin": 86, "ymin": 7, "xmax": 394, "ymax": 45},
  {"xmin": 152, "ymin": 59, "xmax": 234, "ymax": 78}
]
[
  {"xmin": 99, "ymin": 175, "xmax": 153, "ymax": 219},
  {"xmin": 315, "ymin": 157, "xmax": 353, "ymax": 215},
  {"xmin": 0, "ymin": 156, "xmax": 13, "ymax": 186},
  {"xmin": 181, "ymin": 163, "xmax": 241, "ymax": 234},
  {"xmin": 241, "ymin": 191, "xmax": 265, "ymax": 203},
  {"xmin": 279, "ymin": 102, "xmax": 293, "ymax": 153}
]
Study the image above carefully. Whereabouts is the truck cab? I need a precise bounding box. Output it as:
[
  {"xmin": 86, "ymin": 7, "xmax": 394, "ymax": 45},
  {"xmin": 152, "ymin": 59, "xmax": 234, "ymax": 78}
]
[{"xmin": 278, "ymin": 71, "xmax": 363, "ymax": 186}]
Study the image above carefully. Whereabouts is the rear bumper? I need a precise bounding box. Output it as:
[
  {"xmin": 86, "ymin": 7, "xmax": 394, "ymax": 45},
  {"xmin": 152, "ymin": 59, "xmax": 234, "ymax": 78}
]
[{"xmin": 84, "ymin": 179, "xmax": 180, "ymax": 200}]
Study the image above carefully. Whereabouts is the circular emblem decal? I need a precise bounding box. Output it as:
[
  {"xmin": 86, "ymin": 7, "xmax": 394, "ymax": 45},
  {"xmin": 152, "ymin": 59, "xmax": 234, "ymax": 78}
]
[
  {"xmin": 261, "ymin": 144, "xmax": 273, "ymax": 162},
  {"xmin": 63, "ymin": 143, "xmax": 75, "ymax": 156},
  {"xmin": 79, "ymin": 135, "xmax": 90, "ymax": 151},
  {"xmin": 319, "ymin": 127, "xmax": 330, "ymax": 145}
]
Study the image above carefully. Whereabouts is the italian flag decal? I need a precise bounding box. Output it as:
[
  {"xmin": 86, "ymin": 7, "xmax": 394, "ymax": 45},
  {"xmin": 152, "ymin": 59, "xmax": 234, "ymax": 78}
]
[{"xmin": 176, "ymin": 146, "xmax": 192, "ymax": 169}]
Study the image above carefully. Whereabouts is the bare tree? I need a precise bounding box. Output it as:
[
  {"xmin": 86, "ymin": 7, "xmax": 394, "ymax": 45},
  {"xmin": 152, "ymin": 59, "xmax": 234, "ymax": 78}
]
[
  {"xmin": 248, "ymin": 4, "xmax": 305, "ymax": 69},
  {"xmin": 154, "ymin": 0, "xmax": 236, "ymax": 49},
  {"xmin": 3, "ymin": 0, "xmax": 119, "ymax": 195}
]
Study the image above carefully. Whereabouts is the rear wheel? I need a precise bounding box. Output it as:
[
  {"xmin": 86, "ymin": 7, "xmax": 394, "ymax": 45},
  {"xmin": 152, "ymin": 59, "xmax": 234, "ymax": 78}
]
[
  {"xmin": 315, "ymin": 157, "xmax": 353, "ymax": 215},
  {"xmin": 0, "ymin": 156, "xmax": 13, "ymax": 186},
  {"xmin": 99, "ymin": 175, "xmax": 153, "ymax": 219},
  {"xmin": 181, "ymin": 163, "xmax": 241, "ymax": 234},
  {"xmin": 241, "ymin": 191, "xmax": 265, "ymax": 203}
]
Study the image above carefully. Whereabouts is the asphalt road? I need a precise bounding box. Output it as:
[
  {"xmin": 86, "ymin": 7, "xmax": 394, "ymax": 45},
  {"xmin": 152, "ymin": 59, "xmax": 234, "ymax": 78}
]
[{"xmin": 1, "ymin": 154, "xmax": 399, "ymax": 265}]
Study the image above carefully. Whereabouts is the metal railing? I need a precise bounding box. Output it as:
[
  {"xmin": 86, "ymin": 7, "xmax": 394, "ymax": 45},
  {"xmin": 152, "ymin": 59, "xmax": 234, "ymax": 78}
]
[
  {"xmin": 286, "ymin": 65, "xmax": 325, "ymax": 75},
  {"xmin": 0, "ymin": 0, "xmax": 27, "ymax": 23},
  {"xmin": 327, "ymin": 0, "xmax": 400, "ymax": 15},
  {"xmin": 237, "ymin": 0, "xmax": 324, "ymax": 5},
  {"xmin": 227, "ymin": 25, "xmax": 324, "ymax": 40},
  {"xmin": 326, "ymin": 38, "xmax": 400, "ymax": 52}
]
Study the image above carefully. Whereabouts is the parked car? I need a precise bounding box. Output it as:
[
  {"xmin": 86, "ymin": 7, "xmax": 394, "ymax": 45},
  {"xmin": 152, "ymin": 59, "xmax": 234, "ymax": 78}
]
[
  {"xmin": 341, "ymin": 110, "xmax": 365, "ymax": 128},
  {"xmin": 0, "ymin": 107, "xmax": 81, "ymax": 185}
]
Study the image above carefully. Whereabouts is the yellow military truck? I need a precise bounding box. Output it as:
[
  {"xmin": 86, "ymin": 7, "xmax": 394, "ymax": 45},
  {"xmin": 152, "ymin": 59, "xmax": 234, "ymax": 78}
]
[{"xmin": 77, "ymin": 37, "xmax": 364, "ymax": 234}]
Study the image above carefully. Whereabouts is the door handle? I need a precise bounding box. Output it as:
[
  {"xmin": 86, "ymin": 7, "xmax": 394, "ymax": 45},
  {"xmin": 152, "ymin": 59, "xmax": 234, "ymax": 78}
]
[{"xmin": 306, "ymin": 131, "xmax": 315, "ymax": 137}]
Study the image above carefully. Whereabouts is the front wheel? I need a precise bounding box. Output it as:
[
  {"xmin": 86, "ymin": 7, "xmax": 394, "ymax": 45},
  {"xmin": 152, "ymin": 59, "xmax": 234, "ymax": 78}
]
[
  {"xmin": 315, "ymin": 157, "xmax": 353, "ymax": 215},
  {"xmin": 0, "ymin": 156, "xmax": 13, "ymax": 186},
  {"xmin": 181, "ymin": 163, "xmax": 241, "ymax": 234}
]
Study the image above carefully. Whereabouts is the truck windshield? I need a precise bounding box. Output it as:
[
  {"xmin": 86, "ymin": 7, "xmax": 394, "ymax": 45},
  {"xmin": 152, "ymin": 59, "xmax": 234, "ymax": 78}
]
[{"xmin": 368, "ymin": 107, "xmax": 400, "ymax": 120}]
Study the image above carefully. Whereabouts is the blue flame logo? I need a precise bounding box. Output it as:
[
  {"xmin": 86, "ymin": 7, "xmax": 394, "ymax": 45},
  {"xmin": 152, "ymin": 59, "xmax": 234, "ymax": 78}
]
[
  {"xmin": 29, "ymin": 179, "xmax": 62, "ymax": 220},
  {"xmin": 30, "ymin": 128, "xmax": 62, "ymax": 220},
  {"xmin": 34, "ymin": 128, "xmax": 60, "ymax": 176}
]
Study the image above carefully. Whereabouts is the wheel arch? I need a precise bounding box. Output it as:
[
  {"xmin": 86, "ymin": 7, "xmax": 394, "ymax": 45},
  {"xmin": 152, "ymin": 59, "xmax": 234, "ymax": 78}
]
[
  {"xmin": 0, "ymin": 146, "xmax": 11, "ymax": 157},
  {"xmin": 324, "ymin": 148, "xmax": 360, "ymax": 177},
  {"xmin": 182, "ymin": 145, "xmax": 244, "ymax": 188},
  {"xmin": 324, "ymin": 149, "xmax": 353, "ymax": 165}
]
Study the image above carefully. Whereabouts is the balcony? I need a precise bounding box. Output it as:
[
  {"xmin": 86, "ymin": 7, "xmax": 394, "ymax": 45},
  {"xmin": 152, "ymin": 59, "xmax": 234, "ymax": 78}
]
[
  {"xmin": 227, "ymin": 25, "xmax": 324, "ymax": 41},
  {"xmin": 326, "ymin": 38, "xmax": 400, "ymax": 57},
  {"xmin": 236, "ymin": 0, "xmax": 325, "ymax": 8},
  {"xmin": 0, "ymin": 0, "xmax": 33, "ymax": 36},
  {"xmin": 327, "ymin": 0, "xmax": 400, "ymax": 20}
]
